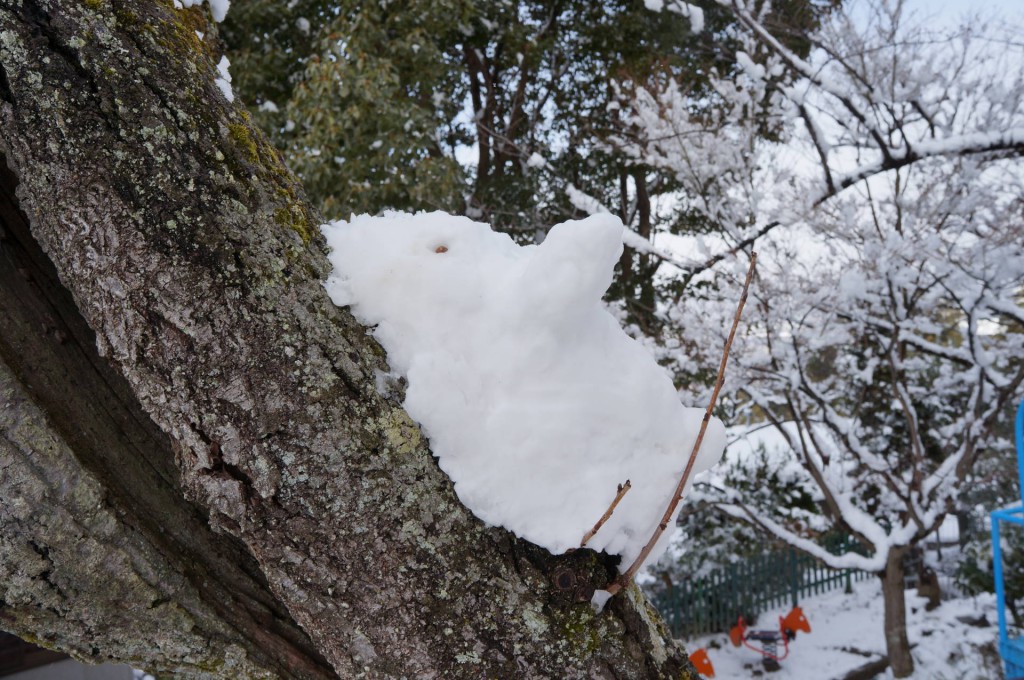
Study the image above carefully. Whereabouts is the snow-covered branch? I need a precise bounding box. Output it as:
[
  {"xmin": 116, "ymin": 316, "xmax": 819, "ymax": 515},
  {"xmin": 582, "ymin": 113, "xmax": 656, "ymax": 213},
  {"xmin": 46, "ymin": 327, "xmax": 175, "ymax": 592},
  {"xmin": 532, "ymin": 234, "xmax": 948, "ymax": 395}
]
[
  {"xmin": 620, "ymin": 0, "xmax": 1024, "ymax": 276},
  {"xmin": 718, "ymin": 503, "xmax": 885, "ymax": 572}
]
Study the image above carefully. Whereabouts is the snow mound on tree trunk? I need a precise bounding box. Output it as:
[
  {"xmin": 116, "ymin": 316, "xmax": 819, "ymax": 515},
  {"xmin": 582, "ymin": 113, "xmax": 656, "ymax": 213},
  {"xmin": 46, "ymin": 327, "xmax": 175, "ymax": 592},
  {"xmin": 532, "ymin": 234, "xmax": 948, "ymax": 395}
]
[{"xmin": 321, "ymin": 211, "xmax": 725, "ymax": 571}]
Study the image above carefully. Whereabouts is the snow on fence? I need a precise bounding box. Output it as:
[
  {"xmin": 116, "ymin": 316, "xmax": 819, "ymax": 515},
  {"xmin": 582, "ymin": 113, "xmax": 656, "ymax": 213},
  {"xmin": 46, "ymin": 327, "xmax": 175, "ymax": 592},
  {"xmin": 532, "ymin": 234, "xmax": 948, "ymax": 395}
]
[{"xmin": 650, "ymin": 545, "xmax": 871, "ymax": 638}]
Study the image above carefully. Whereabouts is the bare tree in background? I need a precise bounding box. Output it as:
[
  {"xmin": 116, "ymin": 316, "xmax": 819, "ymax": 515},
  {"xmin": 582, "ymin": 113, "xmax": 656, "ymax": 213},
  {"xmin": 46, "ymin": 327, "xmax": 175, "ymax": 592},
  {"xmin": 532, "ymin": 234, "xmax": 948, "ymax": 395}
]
[{"xmin": 618, "ymin": 1, "xmax": 1024, "ymax": 675}]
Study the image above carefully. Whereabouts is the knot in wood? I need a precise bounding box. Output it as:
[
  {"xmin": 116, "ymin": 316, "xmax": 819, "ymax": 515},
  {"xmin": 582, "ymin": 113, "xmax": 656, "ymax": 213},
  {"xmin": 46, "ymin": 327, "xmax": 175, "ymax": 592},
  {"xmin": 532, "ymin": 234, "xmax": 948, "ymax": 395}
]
[
  {"xmin": 552, "ymin": 567, "xmax": 576, "ymax": 593},
  {"xmin": 537, "ymin": 546, "xmax": 618, "ymax": 606}
]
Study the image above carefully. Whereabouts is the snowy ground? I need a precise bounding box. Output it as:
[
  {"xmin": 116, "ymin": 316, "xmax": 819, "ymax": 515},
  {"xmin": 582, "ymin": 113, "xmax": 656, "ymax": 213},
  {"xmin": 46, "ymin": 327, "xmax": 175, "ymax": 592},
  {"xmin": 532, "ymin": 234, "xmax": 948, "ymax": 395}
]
[{"xmin": 686, "ymin": 579, "xmax": 1004, "ymax": 679}]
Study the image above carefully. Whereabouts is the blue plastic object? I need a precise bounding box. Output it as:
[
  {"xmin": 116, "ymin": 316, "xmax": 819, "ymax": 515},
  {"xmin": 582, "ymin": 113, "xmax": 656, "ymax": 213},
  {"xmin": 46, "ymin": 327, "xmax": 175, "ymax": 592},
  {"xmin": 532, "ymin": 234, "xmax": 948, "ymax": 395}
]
[{"xmin": 993, "ymin": 399, "xmax": 1024, "ymax": 679}]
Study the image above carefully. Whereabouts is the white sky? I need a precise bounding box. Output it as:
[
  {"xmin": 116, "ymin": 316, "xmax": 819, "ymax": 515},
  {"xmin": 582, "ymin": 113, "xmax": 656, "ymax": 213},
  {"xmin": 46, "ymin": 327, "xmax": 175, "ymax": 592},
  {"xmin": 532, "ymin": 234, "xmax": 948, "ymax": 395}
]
[
  {"xmin": 905, "ymin": 0, "xmax": 1023, "ymax": 26},
  {"xmin": 933, "ymin": 0, "xmax": 1023, "ymax": 16}
]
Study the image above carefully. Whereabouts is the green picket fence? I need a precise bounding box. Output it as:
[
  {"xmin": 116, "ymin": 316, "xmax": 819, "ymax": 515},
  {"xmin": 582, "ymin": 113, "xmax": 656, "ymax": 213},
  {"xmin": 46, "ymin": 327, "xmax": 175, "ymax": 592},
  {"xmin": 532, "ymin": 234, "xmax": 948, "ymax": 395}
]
[{"xmin": 650, "ymin": 546, "xmax": 872, "ymax": 638}]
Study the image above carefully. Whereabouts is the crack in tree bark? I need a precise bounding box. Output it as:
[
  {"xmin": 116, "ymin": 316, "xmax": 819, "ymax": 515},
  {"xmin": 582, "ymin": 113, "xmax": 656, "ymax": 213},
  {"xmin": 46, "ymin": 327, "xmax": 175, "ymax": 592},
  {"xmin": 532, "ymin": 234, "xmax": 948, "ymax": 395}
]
[{"xmin": 0, "ymin": 157, "xmax": 337, "ymax": 679}]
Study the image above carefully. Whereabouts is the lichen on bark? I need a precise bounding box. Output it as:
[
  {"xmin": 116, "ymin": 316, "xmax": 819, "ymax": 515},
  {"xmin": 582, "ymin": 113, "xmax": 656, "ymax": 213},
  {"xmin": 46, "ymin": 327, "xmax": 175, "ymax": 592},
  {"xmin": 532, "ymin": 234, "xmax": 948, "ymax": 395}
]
[{"xmin": 0, "ymin": 356, "xmax": 269, "ymax": 678}]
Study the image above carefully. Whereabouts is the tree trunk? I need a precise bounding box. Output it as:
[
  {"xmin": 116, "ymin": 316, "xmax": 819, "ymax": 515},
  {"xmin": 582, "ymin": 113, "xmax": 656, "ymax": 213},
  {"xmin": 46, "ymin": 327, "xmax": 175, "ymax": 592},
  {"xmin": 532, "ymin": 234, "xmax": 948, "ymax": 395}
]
[
  {"xmin": 880, "ymin": 547, "xmax": 913, "ymax": 678},
  {"xmin": 632, "ymin": 169, "xmax": 656, "ymax": 321},
  {"xmin": 0, "ymin": 1, "xmax": 697, "ymax": 678}
]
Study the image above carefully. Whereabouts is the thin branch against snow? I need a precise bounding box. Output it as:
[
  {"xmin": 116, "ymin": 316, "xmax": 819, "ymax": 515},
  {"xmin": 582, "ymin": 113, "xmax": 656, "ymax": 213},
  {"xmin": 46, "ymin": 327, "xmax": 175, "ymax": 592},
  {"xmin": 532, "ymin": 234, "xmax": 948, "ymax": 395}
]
[
  {"xmin": 611, "ymin": 252, "xmax": 757, "ymax": 594},
  {"xmin": 580, "ymin": 480, "xmax": 632, "ymax": 548},
  {"xmin": 798, "ymin": 103, "xmax": 836, "ymax": 192}
]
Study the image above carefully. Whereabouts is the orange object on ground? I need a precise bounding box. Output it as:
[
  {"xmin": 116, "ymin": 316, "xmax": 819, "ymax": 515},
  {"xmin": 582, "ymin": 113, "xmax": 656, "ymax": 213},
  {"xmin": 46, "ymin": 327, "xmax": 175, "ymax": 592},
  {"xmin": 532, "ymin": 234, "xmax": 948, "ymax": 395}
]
[
  {"xmin": 729, "ymin": 616, "xmax": 747, "ymax": 647},
  {"xmin": 781, "ymin": 605, "xmax": 811, "ymax": 637},
  {"xmin": 729, "ymin": 606, "xmax": 812, "ymax": 668},
  {"xmin": 688, "ymin": 648, "xmax": 715, "ymax": 678}
]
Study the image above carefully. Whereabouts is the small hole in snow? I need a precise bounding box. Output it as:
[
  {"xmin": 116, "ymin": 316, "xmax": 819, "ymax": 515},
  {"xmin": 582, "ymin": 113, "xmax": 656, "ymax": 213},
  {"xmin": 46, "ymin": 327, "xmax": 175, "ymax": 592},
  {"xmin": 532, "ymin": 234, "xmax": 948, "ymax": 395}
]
[{"xmin": 434, "ymin": 245, "xmax": 448, "ymax": 253}]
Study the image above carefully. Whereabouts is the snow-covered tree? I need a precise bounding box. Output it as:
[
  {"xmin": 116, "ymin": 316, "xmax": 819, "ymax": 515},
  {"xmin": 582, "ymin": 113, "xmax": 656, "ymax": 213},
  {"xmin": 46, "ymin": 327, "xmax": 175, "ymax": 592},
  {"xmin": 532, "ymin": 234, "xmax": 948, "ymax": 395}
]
[
  {"xmin": 617, "ymin": 0, "xmax": 1024, "ymax": 676},
  {"xmin": 0, "ymin": 2, "xmax": 709, "ymax": 677}
]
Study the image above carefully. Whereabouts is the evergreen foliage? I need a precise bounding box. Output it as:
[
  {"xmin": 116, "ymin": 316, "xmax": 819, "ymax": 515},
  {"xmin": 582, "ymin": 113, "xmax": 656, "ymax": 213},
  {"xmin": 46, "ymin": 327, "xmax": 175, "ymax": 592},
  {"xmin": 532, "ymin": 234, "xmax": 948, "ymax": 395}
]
[{"xmin": 223, "ymin": 0, "xmax": 825, "ymax": 327}]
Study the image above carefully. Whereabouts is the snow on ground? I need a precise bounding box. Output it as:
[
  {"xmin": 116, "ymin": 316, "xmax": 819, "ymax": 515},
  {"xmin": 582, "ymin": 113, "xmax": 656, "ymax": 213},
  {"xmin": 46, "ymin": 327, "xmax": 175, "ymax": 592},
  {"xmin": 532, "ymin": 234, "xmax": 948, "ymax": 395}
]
[
  {"xmin": 322, "ymin": 211, "xmax": 726, "ymax": 572},
  {"xmin": 688, "ymin": 579, "xmax": 1003, "ymax": 679}
]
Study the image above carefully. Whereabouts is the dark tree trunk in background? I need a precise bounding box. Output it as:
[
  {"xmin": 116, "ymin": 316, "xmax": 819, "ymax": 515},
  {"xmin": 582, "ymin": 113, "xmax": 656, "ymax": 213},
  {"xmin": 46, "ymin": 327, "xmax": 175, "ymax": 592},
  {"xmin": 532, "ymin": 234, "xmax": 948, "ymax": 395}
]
[
  {"xmin": 615, "ymin": 170, "xmax": 656, "ymax": 333},
  {"xmin": 0, "ymin": 1, "xmax": 697, "ymax": 678}
]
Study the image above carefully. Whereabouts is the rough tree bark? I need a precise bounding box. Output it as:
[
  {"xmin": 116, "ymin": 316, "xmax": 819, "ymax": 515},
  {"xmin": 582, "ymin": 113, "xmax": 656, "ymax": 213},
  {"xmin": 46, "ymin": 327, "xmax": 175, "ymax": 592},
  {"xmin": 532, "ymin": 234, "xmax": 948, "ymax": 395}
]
[
  {"xmin": 880, "ymin": 548, "xmax": 913, "ymax": 678},
  {"xmin": 0, "ymin": 1, "xmax": 699, "ymax": 677}
]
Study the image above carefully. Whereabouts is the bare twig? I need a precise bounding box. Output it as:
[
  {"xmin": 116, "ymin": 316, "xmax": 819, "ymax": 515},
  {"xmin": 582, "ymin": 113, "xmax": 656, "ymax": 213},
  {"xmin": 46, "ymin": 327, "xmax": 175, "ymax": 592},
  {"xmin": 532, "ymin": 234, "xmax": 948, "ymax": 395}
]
[
  {"xmin": 580, "ymin": 480, "xmax": 632, "ymax": 548},
  {"xmin": 606, "ymin": 252, "xmax": 758, "ymax": 595}
]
